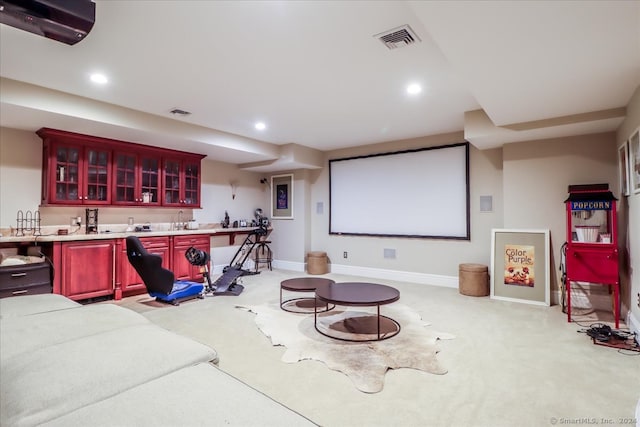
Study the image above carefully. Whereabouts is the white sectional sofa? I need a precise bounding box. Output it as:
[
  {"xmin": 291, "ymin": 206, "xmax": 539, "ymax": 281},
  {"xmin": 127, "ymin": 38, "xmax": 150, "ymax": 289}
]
[{"xmin": 0, "ymin": 294, "xmax": 316, "ymax": 427}]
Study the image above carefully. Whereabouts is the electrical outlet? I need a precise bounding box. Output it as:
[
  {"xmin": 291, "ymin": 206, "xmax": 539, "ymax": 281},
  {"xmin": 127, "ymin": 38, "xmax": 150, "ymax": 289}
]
[
  {"xmin": 343, "ymin": 251, "xmax": 348, "ymax": 259},
  {"xmin": 637, "ymin": 292, "xmax": 640, "ymax": 309},
  {"xmin": 383, "ymin": 248, "xmax": 396, "ymax": 259}
]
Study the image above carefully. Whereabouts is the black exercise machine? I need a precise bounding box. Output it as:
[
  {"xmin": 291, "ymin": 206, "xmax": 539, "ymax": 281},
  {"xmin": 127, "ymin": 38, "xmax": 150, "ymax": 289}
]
[{"xmin": 185, "ymin": 223, "xmax": 269, "ymax": 296}]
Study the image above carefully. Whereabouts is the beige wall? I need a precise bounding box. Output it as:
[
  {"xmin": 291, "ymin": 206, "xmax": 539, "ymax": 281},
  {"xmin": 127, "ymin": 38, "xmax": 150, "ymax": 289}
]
[
  {"xmin": 616, "ymin": 85, "xmax": 640, "ymax": 332},
  {"xmin": 502, "ymin": 132, "xmax": 618, "ymax": 295},
  {"xmin": 305, "ymin": 130, "xmax": 618, "ymax": 285},
  {"xmin": 266, "ymin": 170, "xmax": 311, "ymax": 266},
  {"xmin": 0, "ymin": 128, "xmax": 42, "ymax": 227},
  {"xmin": 0, "ymin": 127, "xmax": 267, "ymax": 232},
  {"xmin": 2, "ymin": 99, "xmax": 636, "ymax": 322},
  {"xmin": 307, "ymin": 132, "xmax": 504, "ymax": 283}
]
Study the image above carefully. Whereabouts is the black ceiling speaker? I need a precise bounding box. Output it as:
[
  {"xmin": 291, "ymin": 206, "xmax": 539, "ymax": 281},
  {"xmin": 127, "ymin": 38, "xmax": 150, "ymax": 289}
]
[{"xmin": 0, "ymin": 0, "xmax": 95, "ymax": 45}]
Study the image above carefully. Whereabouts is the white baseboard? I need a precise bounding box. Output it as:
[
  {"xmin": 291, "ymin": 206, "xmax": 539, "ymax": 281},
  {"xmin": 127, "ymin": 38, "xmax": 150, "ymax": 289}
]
[
  {"xmin": 272, "ymin": 260, "xmax": 305, "ymax": 272},
  {"xmin": 270, "ymin": 261, "xmax": 458, "ymax": 288},
  {"xmin": 328, "ymin": 263, "xmax": 459, "ymax": 288}
]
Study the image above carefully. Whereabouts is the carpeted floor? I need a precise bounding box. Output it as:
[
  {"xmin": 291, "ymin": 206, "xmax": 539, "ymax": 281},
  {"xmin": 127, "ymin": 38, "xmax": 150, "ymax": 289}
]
[{"xmin": 112, "ymin": 269, "xmax": 640, "ymax": 427}]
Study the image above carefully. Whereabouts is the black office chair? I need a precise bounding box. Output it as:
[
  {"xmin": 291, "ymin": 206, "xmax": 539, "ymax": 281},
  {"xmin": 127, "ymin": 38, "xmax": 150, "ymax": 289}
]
[{"xmin": 126, "ymin": 236, "xmax": 204, "ymax": 305}]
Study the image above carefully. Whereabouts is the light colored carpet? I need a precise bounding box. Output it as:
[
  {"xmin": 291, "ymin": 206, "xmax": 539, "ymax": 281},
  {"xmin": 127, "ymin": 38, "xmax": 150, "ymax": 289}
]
[
  {"xmin": 113, "ymin": 269, "xmax": 640, "ymax": 427},
  {"xmin": 237, "ymin": 302, "xmax": 454, "ymax": 393}
]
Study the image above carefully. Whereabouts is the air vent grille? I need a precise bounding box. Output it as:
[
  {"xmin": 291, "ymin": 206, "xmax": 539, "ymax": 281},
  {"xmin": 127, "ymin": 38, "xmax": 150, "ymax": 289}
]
[
  {"xmin": 374, "ymin": 25, "xmax": 421, "ymax": 50},
  {"xmin": 170, "ymin": 108, "xmax": 191, "ymax": 116}
]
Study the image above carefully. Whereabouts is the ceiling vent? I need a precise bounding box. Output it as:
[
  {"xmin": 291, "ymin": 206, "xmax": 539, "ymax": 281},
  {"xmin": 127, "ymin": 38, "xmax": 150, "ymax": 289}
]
[
  {"xmin": 170, "ymin": 108, "xmax": 191, "ymax": 116},
  {"xmin": 374, "ymin": 25, "xmax": 421, "ymax": 50}
]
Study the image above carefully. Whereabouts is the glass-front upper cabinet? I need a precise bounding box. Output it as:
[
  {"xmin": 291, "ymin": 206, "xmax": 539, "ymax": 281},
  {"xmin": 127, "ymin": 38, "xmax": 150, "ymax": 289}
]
[
  {"xmin": 162, "ymin": 158, "xmax": 201, "ymax": 207},
  {"xmin": 183, "ymin": 159, "xmax": 200, "ymax": 207},
  {"xmin": 38, "ymin": 128, "xmax": 203, "ymax": 207},
  {"xmin": 140, "ymin": 157, "xmax": 161, "ymax": 205},
  {"xmin": 163, "ymin": 159, "xmax": 181, "ymax": 206},
  {"xmin": 45, "ymin": 140, "xmax": 111, "ymax": 205},
  {"xmin": 113, "ymin": 152, "xmax": 160, "ymax": 206},
  {"xmin": 85, "ymin": 148, "xmax": 110, "ymax": 203},
  {"xmin": 54, "ymin": 144, "xmax": 81, "ymax": 203}
]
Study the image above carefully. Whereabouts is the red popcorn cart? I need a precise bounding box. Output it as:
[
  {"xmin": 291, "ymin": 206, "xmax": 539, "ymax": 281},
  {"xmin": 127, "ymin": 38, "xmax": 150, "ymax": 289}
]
[{"xmin": 564, "ymin": 184, "xmax": 619, "ymax": 328}]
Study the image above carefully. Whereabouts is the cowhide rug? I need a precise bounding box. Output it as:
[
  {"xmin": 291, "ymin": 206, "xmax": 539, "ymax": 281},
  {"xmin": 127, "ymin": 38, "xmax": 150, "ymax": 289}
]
[{"xmin": 237, "ymin": 302, "xmax": 454, "ymax": 393}]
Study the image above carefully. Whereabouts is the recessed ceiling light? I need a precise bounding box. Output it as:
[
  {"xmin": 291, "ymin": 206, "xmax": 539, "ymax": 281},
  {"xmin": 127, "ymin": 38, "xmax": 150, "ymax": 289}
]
[
  {"xmin": 90, "ymin": 73, "xmax": 108, "ymax": 84},
  {"xmin": 255, "ymin": 122, "xmax": 266, "ymax": 130},
  {"xmin": 406, "ymin": 83, "xmax": 422, "ymax": 95}
]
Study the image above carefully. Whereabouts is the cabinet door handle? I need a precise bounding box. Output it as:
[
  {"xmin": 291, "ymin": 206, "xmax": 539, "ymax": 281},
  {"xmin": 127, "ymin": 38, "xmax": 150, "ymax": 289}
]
[
  {"xmin": 12, "ymin": 290, "xmax": 28, "ymax": 295},
  {"xmin": 11, "ymin": 272, "xmax": 27, "ymax": 278}
]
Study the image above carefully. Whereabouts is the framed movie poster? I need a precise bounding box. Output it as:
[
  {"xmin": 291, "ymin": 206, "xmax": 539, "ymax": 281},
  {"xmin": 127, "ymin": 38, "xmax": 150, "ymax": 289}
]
[
  {"xmin": 490, "ymin": 229, "xmax": 550, "ymax": 306},
  {"xmin": 271, "ymin": 174, "xmax": 293, "ymax": 219}
]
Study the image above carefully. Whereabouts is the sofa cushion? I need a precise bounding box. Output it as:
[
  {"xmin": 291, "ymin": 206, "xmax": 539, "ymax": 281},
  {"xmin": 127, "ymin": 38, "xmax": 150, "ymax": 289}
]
[
  {"xmin": 42, "ymin": 363, "xmax": 316, "ymax": 427},
  {"xmin": 0, "ymin": 294, "xmax": 80, "ymax": 318},
  {"xmin": 1, "ymin": 323, "xmax": 218, "ymax": 426},
  {"xmin": 1, "ymin": 304, "xmax": 150, "ymax": 362}
]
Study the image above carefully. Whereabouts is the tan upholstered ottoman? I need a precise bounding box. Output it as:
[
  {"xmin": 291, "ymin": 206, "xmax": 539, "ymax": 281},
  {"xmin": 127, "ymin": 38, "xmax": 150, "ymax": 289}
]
[
  {"xmin": 307, "ymin": 251, "xmax": 328, "ymax": 275},
  {"xmin": 459, "ymin": 263, "xmax": 489, "ymax": 296}
]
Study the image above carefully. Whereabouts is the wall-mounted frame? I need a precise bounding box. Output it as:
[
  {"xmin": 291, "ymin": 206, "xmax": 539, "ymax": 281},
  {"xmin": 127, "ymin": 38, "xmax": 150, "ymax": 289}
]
[
  {"xmin": 271, "ymin": 174, "xmax": 293, "ymax": 219},
  {"xmin": 618, "ymin": 140, "xmax": 630, "ymax": 197},
  {"xmin": 490, "ymin": 229, "xmax": 550, "ymax": 306},
  {"xmin": 629, "ymin": 127, "xmax": 640, "ymax": 194}
]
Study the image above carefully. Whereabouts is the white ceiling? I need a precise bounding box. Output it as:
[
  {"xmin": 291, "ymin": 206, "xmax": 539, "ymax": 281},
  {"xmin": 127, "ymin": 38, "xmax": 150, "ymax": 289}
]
[{"xmin": 1, "ymin": 1, "xmax": 639, "ymax": 169}]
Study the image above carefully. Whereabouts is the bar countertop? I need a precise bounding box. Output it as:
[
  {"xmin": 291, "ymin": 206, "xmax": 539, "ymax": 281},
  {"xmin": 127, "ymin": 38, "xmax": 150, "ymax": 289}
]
[{"xmin": 0, "ymin": 225, "xmax": 265, "ymax": 244}]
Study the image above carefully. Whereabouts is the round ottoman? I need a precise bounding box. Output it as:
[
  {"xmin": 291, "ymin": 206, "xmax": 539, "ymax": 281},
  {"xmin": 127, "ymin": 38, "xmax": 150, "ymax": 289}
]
[
  {"xmin": 307, "ymin": 251, "xmax": 329, "ymax": 275},
  {"xmin": 459, "ymin": 263, "xmax": 489, "ymax": 296}
]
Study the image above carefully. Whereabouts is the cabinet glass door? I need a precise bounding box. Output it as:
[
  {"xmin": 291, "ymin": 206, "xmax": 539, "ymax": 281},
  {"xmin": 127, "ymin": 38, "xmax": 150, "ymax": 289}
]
[
  {"xmin": 141, "ymin": 157, "xmax": 160, "ymax": 205},
  {"xmin": 114, "ymin": 153, "xmax": 136, "ymax": 203},
  {"xmin": 55, "ymin": 146, "xmax": 81, "ymax": 203},
  {"xmin": 183, "ymin": 161, "xmax": 200, "ymax": 206},
  {"xmin": 86, "ymin": 149, "xmax": 110, "ymax": 203},
  {"xmin": 163, "ymin": 160, "xmax": 181, "ymax": 205}
]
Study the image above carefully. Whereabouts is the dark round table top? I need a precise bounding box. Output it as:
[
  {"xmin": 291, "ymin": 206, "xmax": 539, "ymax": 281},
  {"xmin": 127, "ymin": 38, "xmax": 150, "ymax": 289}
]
[
  {"xmin": 314, "ymin": 282, "xmax": 400, "ymax": 306},
  {"xmin": 280, "ymin": 277, "xmax": 335, "ymax": 292}
]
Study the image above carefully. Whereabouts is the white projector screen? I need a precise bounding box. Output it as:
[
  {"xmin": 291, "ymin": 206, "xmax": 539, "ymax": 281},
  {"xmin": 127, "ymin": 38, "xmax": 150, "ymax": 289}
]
[{"xmin": 329, "ymin": 143, "xmax": 469, "ymax": 239}]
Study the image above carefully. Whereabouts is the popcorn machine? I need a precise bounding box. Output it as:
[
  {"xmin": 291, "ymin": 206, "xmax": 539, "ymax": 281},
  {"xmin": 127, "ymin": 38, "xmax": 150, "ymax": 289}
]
[{"xmin": 564, "ymin": 184, "xmax": 619, "ymax": 328}]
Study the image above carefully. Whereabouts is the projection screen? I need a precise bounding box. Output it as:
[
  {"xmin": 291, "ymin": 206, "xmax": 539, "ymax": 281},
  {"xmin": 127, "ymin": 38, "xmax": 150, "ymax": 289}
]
[{"xmin": 329, "ymin": 142, "xmax": 469, "ymax": 239}]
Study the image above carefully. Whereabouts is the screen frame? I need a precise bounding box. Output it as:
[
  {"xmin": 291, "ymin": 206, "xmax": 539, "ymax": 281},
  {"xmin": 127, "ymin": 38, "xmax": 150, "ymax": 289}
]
[{"xmin": 328, "ymin": 142, "xmax": 470, "ymax": 240}]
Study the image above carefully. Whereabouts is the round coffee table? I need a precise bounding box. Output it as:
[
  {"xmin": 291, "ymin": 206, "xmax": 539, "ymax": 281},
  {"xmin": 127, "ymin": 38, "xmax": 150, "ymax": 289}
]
[
  {"xmin": 280, "ymin": 277, "xmax": 335, "ymax": 313},
  {"xmin": 314, "ymin": 282, "xmax": 400, "ymax": 342}
]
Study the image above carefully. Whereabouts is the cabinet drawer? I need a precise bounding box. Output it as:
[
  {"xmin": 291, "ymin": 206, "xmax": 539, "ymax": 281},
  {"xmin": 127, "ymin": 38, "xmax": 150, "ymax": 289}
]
[
  {"xmin": 138, "ymin": 236, "xmax": 170, "ymax": 249},
  {"xmin": 173, "ymin": 235, "xmax": 209, "ymax": 247},
  {"xmin": 0, "ymin": 283, "xmax": 52, "ymax": 298},
  {"xmin": 0, "ymin": 263, "xmax": 50, "ymax": 288},
  {"xmin": 0, "ymin": 262, "xmax": 52, "ymax": 298}
]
